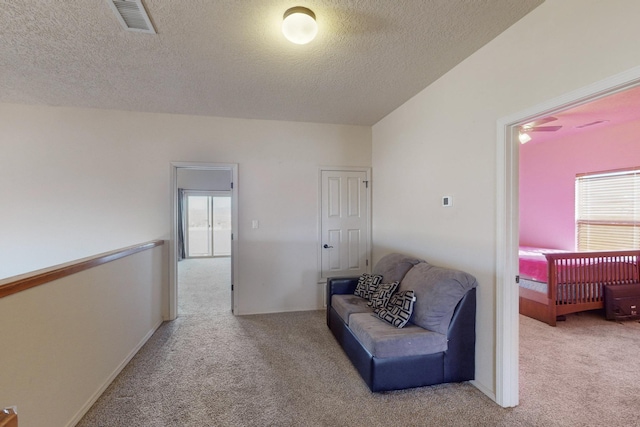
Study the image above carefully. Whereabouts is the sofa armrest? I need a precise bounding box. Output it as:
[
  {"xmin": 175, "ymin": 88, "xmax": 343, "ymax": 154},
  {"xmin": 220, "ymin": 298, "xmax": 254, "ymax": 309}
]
[
  {"xmin": 326, "ymin": 276, "xmax": 359, "ymax": 307},
  {"xmin": 326, "ymin": 276, "xmax": 359, "ymax": 328},
  {"xmin": 444, "ymin": 288, "xmax": 476, "ymax": 382},
  {"xmin": 328, "ymin": 276, "xmax": 359, "ymax": 294}
]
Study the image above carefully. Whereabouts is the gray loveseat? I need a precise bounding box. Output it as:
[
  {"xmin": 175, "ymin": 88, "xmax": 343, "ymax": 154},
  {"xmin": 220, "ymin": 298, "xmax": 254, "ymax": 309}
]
[{"xmin": 326, "ymin": 253, "xmax": 477, "ymax": 392}]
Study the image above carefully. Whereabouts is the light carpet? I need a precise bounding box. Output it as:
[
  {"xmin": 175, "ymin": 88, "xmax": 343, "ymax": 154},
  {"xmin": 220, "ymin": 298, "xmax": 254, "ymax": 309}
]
[{"xmin": 77, "ymin": 258, "xmax": 640, "ymax": 426}]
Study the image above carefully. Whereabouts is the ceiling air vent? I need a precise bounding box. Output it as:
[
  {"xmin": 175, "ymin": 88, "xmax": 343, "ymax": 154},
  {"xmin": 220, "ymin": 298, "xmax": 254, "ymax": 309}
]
[
  {"xmin": 108, "ymin": 0, "xmax": 156, "ymax": 34},
  {"xmin": 575, "ymin": 120, "xmax": 610, "ymax": 129}
]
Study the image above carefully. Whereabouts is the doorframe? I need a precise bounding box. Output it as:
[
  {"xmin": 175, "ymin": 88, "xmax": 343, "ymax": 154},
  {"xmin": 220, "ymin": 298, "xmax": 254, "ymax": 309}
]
[
  {"xmin": 169, "ymin": 162, "xmax": 239, "ymax": 320},
  {"xmin": 317, "ymin": 167, "xmax": 372, "ymax": 285},
  {"xmin": 495, "ymin": 66, "xmax": 640, "ymax": 407}
]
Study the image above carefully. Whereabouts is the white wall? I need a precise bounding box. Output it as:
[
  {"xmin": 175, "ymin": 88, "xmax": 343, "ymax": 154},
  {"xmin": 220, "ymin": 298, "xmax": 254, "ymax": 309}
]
[
  {"xmin": 177, "ymin": 168, "xmax": 232, "ymax": 191},
  {"xmin": 0, "ymin": 245, "xmax": 166, "ymax": 427},
  {"xmin": 372, "ymin": 0, "xmax": 640, "ymax": 399},
  {"xmin": 0, "ymin": 104, "xmax": 371, "ymax": 314}
]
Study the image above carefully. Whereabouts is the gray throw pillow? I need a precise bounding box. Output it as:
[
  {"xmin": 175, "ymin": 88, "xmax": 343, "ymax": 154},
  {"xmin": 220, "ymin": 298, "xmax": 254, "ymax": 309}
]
[
  {"xmin": 377, "ymin": 290, "xmax": 416, "ymax": 328},
  {"xmin": 354, "ymin": 273, "xmax": 383, "ymax": 301},
  {"xmin": 367, "ymin": 281, "xmax": 399, "ymax": 313}
]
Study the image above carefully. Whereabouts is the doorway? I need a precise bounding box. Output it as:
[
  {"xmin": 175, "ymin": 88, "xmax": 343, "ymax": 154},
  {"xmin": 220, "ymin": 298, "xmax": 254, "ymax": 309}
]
[
  {"xmin": 496, "ymin": 67, "xmax": 640, "ymax": 407},
  {"xmin": 169, "ymin": 163, "xmax": 239, "ymax": 320}
]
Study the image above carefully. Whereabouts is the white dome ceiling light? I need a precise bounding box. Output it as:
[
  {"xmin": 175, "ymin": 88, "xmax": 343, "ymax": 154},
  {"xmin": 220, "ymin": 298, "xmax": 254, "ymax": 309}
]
[{"xmin": 282, "ymin": 6, "xmax": 317, "ymax": 45}]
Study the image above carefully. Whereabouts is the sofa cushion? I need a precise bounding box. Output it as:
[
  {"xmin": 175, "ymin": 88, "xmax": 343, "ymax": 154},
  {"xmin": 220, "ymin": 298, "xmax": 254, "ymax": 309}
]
[
  {"xmin": 354, "ymin": 273, "xmax": 383, "ymax": 300},
  {"xmin": 367, "ymin": 281, "xmax": 399, "ymax": 312},
  {"xmin": 332, "ymin": 294, "xmax": 372, "ymax": 323},
  {"xmin": 399, "ymin": 262, "xmax": 478, "ymax": 335},
  {"xmin": 376, "ymin": 290, "xmax": 416, "ymax": 328},
  {"xmin": 373, "ymin": 253, "xmax": 423, "ymax": 283},
  {"xmin": 348, "ymin": 313, "xmax": 448, "ymax": 358}
]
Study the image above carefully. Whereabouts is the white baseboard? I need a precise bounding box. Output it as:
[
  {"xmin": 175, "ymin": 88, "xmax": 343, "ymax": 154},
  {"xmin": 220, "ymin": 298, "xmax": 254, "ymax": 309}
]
[{"xmin": 66, "ymin": 319, "xmax": 164, "ymax": 427}]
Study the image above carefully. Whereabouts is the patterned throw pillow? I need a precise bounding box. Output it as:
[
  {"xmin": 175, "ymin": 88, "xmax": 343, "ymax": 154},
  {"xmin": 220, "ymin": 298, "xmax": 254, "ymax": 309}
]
[
  {"xmin": 377, "ymin": 290, "xmax": 416, "ymax": 328},
  {"xmin": 367, "ymin": 281, "xmax": 399, "ymax": 313},
  {"xmin": 354, "ymin": 274, "xmax": 383, "ymax": 301}
]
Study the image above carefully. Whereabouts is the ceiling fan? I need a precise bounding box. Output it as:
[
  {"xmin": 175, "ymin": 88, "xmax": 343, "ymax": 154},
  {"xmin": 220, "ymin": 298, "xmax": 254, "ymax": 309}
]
[{"xmin": 518, "ymin": 116, "xmax": 562, "ymax": 143}]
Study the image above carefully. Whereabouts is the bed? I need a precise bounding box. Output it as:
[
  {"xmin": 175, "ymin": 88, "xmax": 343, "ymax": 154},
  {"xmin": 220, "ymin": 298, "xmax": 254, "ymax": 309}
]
[{"xmin": 519, "ymin": 246, "xmax": 640, "ymax": 326}]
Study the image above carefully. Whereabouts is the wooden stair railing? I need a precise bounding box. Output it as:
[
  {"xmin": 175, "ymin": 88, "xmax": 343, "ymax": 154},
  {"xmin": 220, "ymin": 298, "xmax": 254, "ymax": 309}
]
[
  {"xmin": 0, "ymin": 240, "xmax": 164, "ymax": 299},
  {"xmin": 0, "ymin": 408, "xmax": 18, "ymax": 427}
]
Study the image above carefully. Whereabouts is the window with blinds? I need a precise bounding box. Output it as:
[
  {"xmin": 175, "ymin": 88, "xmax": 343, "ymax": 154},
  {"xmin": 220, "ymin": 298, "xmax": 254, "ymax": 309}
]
[{"xmin": 575, "ymin": 167, "xmax": 640, "ymax": 251}]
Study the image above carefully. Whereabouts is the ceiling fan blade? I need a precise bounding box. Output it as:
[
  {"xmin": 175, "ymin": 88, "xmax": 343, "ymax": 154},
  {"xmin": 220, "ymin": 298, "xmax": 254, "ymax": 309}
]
[
  {"xmin": 524, "ymin": 116, "xmax": 558, "ymax": 128},
  {"xmin": 529, "ymin": 125, "xmax": 562, "ymax": 132}
]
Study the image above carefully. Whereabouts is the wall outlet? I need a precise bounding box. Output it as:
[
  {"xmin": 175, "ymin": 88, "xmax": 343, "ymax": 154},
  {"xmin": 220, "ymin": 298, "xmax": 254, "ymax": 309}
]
[{"xmin": 442, "ymin": 196, "xmax": 453, "ymax": 207}]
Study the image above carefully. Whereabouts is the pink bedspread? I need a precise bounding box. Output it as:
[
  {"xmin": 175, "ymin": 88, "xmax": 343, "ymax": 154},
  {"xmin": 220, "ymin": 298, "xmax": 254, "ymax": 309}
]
[{"xmin": 519, "ymin": 246, "xmax": 569, "ymax": 283}]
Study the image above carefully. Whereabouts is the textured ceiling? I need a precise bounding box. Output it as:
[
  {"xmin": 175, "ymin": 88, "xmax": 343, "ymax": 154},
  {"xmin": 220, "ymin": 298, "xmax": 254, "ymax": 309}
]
[{"xmin": 0, "ymin": 0, "xmax": 543, "ymax": 125}]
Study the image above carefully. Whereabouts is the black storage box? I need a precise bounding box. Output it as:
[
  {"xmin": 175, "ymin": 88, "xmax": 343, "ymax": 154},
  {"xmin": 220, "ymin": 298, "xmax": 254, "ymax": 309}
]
[{"xmin": 604, "ymin": 283, "xmax": 640, "ymax": 321}]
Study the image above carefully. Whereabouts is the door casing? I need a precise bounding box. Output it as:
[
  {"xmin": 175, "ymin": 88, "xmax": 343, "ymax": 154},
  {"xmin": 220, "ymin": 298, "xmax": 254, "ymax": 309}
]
[
  {"xmin": 169, "ymin": 162, "xmax": 238, "ymax": 320},
  {"xmin": 495, "ymin": 66, "xmax": 640, "ymax": 408}
]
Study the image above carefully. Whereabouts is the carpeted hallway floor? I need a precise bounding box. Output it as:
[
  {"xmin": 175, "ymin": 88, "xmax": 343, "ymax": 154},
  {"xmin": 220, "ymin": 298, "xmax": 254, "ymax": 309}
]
[{"xmin": 77, "ymin": 258, "xmax": 640, "ymax": 426}]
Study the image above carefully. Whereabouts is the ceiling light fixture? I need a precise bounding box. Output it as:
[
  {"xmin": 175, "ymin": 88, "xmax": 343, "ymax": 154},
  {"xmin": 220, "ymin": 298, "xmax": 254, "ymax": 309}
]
[
  {"xmin": 282, "ymin": 6, "xmax": 317, "ymax": 45},
  {"xmin": 518, "ymin": 129, "xmax": 532, "ymax": 144}
]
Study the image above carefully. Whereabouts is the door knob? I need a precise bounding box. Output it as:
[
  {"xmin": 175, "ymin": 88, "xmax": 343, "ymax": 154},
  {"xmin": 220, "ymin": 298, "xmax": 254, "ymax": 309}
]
[{"xmin": 323, "ymin": 244, "xmax": 333, "ymax": 249}]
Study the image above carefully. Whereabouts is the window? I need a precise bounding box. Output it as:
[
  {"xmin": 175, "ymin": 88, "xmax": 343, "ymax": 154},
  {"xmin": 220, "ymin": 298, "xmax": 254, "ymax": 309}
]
[
  {"xmin": 185, "ymin": 192, "xmax": 232, "ymax": 258},
  {"xmin": 576, "ymin": 167, "xmax": 640, "ymax": 251}
]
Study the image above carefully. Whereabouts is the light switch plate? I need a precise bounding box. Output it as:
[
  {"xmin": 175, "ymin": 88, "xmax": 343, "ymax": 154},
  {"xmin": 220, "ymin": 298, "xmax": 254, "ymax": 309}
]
[{"xmin": 442, "ymin": 196, "xmax": 453, "ymax": 207}]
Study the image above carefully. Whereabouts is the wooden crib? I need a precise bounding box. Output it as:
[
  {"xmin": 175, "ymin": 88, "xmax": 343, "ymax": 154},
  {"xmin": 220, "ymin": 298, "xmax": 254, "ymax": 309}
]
[{"xmin": 519, "ymin": 249, "xmax": 640, "ymax": 326}]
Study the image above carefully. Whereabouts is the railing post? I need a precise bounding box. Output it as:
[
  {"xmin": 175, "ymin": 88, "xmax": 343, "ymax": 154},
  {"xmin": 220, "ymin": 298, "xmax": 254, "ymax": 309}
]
[{"xmin": 0, "ymin": 408, "xmax": 18, "ymax": 427}]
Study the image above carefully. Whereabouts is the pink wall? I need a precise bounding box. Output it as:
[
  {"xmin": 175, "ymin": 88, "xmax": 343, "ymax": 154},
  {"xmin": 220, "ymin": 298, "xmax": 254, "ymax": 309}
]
[{"xmin": 519, "ymin": 119, "xmax": 640, "ymax": 250}]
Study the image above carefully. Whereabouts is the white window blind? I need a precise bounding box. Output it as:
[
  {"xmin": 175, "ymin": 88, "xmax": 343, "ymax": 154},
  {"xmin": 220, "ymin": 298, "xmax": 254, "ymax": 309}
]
[{"xmin": 576, "ymin": 167, "xmax": 640, "ymax": 251}]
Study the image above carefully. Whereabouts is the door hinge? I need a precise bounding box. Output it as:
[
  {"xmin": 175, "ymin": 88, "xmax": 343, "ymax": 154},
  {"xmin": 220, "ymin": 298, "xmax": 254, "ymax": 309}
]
[
  {"xmin": 231, "ymin": 233, "xmax": 234, "ymax": 240},
  {"xmin": 231, "ymin": 284, "xmax": 234, "ymax": 291},
  {"xmin": 231, "ymin": 182, "xmax": 234, "ymax": 189},
  {"xmin": 515, "ymin": 275, "xmax": 520, "ymax": 284},
  {"xmin": 366, "ymin": 259, "xmax": 369, "ymax": 266},
  {"xmin": 363, "ymin": 180, "xmax": 369, "ymax": 188}
]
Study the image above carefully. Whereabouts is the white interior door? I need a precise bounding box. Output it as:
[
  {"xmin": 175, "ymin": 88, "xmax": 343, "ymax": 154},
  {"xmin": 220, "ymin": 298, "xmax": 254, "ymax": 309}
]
[{"xmin": 321, "ymin": 169, "xmax": 370, "ymax": 278}]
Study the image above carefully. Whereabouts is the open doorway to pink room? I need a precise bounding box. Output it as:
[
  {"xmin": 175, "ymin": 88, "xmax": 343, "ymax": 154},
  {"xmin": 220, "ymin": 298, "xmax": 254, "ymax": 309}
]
[{"xmin": 495, "ymin": 66, "xmax": 640, "ymax": 407}]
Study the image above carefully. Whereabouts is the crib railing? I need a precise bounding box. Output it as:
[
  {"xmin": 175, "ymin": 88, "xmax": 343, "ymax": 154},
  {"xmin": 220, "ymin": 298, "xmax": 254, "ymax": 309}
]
[
  {"xmin": 546, "ymin": 250, "xmax": 640, "ymax": 308},
  {"xmin": 1, "ymin": 407, "xmax": 18, "ymax": 427}
]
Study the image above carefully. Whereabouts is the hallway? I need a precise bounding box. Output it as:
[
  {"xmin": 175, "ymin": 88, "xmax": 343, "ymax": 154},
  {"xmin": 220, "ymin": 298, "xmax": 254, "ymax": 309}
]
[{"xmin": 178, "ymin": 258, "xmax": 231, "ymax": 316}]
